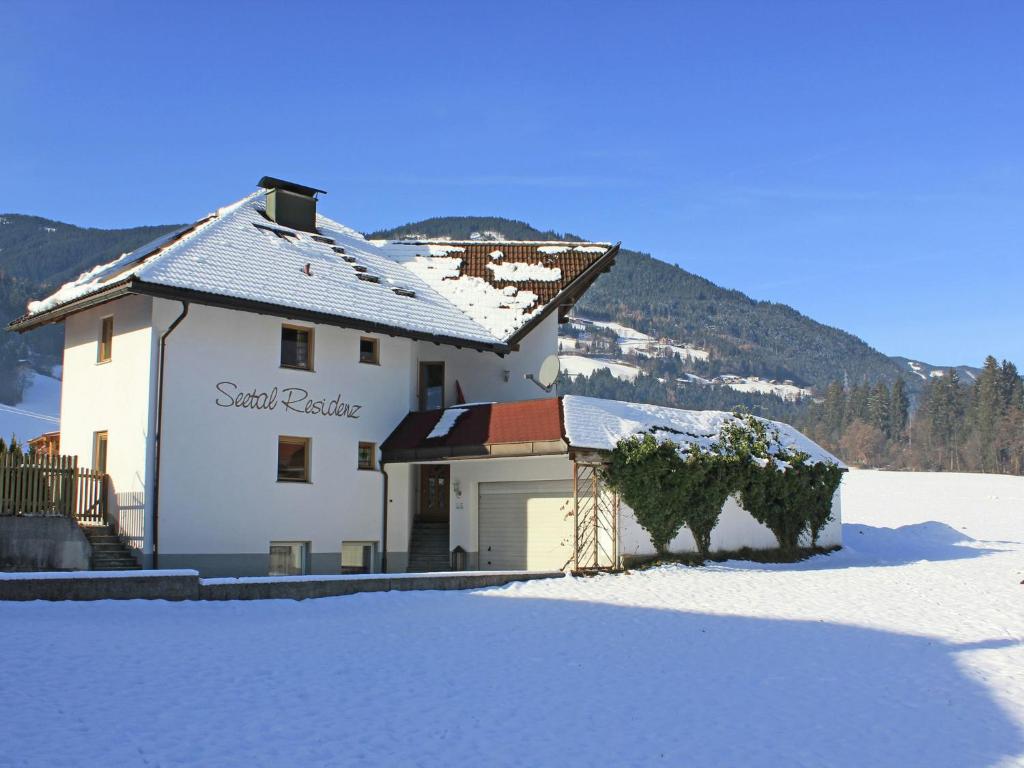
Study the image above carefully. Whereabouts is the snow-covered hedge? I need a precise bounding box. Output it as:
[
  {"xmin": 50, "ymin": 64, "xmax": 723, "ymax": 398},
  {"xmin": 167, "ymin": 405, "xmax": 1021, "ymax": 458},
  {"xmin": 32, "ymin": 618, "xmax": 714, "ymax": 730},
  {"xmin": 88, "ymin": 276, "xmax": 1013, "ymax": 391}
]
[{"xmin": 603, "ymin": 413, "xmax": 844, "ymax": 558}]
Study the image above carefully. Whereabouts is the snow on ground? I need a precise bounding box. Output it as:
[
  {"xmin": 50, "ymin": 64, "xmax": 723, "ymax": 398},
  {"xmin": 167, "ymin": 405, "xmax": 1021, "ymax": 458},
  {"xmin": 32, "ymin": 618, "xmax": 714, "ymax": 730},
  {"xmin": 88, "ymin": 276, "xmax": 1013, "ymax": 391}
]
[
  {"xmin": 715, "ymin": 374, "xmax": 813, "ymax": 401},
  {"xmin": 0, "ymin": 369, "xmax": 60, "ymax": 443},
  {"xmin": 568, "ymin": 317, "xmax": 709, "ymax": 361},
  {"xmin": 559, "ymin": 353, "xmax": 640, "ymax": 381},
  {"xmin": 3, "ymin": 470, "xmax": 1024, "ymax": 767}
]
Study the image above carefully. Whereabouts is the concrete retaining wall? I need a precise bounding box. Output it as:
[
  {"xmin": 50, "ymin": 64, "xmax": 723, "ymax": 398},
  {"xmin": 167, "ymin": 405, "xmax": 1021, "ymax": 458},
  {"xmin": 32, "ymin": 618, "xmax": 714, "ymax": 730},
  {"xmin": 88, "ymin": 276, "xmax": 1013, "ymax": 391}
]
[
  {"xmin": 0, "ymin": 569, "xmax": 562, "ymax": 602},
  {"xmin": 0, "ymin": 516, "xmax": 91, "ymax": 572}
]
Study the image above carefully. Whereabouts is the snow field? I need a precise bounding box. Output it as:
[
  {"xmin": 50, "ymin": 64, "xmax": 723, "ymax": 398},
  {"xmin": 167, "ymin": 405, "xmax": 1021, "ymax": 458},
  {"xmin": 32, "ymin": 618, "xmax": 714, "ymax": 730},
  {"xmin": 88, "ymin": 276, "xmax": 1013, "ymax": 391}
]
[{"xmin": 1, "ymin": 469, "xmax": 1023, "ymax": 767}]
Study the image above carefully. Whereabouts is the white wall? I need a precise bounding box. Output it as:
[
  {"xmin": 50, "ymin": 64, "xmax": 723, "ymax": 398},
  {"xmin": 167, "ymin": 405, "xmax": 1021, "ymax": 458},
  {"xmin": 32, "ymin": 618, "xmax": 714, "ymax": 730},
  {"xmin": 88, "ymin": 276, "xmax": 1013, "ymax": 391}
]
[
  {"xmin": 413, "ymin": 312, "xmax": 559, "ymax": 408},
  {"xmin": 383, "ymin": 455, "xmax": 572, "ymax": 570},
  {"xmin": 57, "ymin": 294, "xmax": 563, "ymax": 574},
  {"xmin": 155, "ymin": 300, "xmax": 415, "ymax": 569},
  {"xmin": 448, "ymin": 455, "xmax": 572, "ymax": 555},
  {"xmin": 619, "ymin": 486, "xmax": 844, "ymax": 558},
  {"xmin": 61, "ymin": 295, "xmax": 156, "ymax": 555}
]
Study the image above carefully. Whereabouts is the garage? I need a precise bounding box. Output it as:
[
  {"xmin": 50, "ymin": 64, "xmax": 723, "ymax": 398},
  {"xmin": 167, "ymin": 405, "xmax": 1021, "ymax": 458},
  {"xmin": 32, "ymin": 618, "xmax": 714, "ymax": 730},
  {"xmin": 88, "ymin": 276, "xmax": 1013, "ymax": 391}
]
[{"xmin": 478, "ymin": 480, "xmax": 574, "ymax": 571}]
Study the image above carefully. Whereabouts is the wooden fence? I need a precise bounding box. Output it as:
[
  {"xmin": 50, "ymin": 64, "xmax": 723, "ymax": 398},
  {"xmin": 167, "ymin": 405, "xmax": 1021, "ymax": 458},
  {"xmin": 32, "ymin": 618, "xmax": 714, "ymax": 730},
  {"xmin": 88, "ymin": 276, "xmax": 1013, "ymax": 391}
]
[{"xmin": 0, "ymin": 453, "xmax": 107, "ymax": 523}]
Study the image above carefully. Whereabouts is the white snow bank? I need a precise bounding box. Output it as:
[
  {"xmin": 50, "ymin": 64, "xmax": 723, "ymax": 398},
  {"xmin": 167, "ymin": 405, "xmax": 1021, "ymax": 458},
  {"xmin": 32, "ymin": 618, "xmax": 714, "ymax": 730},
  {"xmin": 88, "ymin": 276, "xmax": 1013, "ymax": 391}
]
[
  {"xmin": 562, "ymin": 394, "xmax": 842, "ymax": 465},
  {"xmin": 0, "ymin": 569, "xmax": 197, "ymax": 580},
  {"xmin": 2, "ymin": 471, "xmax": 1021, "ymax": 767}
]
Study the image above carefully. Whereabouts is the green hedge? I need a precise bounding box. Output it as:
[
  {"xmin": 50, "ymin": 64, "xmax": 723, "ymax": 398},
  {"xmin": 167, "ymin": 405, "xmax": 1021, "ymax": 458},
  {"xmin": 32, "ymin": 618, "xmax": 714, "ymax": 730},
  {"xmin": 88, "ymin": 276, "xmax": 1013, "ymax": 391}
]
[{"xmin": 603, "ymin": 414, "xmax": 843, "ymax": 558}]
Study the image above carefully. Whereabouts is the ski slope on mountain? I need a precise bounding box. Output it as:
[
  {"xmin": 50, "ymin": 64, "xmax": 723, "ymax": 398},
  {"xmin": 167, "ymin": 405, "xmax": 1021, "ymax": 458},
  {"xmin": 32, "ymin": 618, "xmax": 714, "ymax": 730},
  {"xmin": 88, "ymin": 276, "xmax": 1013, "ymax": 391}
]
[
  {"xmin": 3, "ymin": 469, "xmax": 1023, "ymax": 767},
  {"xmin": 0, "ymin": 369, "xmax": 60, "ymax": 443}
]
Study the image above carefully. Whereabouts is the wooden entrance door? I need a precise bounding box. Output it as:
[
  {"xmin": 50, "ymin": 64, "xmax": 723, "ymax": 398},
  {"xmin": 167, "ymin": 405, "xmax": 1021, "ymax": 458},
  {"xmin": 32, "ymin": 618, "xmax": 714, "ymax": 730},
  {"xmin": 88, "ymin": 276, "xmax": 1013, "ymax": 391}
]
[{"xmin": 419, "ymin": 465, "xmax": 450, "ymax": 522}]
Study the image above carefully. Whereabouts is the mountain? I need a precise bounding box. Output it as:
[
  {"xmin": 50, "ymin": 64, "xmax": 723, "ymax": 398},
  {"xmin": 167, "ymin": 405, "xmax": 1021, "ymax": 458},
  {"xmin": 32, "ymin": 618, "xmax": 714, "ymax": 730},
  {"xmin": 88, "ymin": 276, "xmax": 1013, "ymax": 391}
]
[
  {"xmin": 371, "ymin": 216, "xmax": 971, "ymax": 396},
  {"xmin": 0, "ymin": 215, "xmax": 181, "ymax": 287},
  {"xmin": 890, "ymin": 356, "xmax": 982, "ymax": 385},
  {"xmin": 0, "ymin": 212, "xmax": 980, "ymax": 419},
  {"xmin": 0, "ymin": 214, "xmax": 182, "ymax": 403}
]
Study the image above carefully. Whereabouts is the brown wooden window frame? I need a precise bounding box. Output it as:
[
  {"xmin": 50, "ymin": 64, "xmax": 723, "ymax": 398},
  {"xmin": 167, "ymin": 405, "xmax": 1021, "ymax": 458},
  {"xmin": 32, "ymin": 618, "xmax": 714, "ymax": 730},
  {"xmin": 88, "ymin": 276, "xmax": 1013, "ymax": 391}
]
[
  {"xmin": 280, "ymin": 324, "xmax": 314, "ymax": 371},
  {"xmin": 357, "ymin": 442, "xmax": 376, "ymax": 471},
  {"xmin": 359, "ymin": 336, "xmax": 379, "ymax": 365},
  {"xmin": 277, "ymin": 435, "xmax": 311, "ymax": 483},
  {"xmin": 97, "ymin": 316, "xmax": 114, "ymax": 364},
  {"xmin": 93, "ymin": 430, "xmax": 108, "ymax": 474}
]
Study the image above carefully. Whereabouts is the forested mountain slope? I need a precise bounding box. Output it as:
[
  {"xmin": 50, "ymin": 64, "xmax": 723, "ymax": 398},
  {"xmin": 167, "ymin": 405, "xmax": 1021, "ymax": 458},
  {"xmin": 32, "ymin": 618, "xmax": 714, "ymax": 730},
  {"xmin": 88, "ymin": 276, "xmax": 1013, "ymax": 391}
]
[
  {"xmin": 0, "ymin": 215, "xmax": 181, "ymax": 402},
  {"xmin": 0, "ymin": 212, "xmax": 976, "ymax": 412},
  {"xmin": 372, "ymin": 216, "xmax": 931, "ymax": 391}
]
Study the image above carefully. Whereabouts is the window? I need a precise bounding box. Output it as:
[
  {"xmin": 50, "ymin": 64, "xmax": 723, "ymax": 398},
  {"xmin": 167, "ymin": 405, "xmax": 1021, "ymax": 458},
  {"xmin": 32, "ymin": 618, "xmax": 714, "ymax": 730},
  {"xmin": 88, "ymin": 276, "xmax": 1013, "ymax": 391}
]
[
  {"xmin": 359, "ymin": 336, "xmax": 379, "ymax": 365},
  {"xmin": 357, "ymin": 442, "xmax": 376, "ymax": 471},
  {"xmin": 97, "ymin": 316, "xmax": 113, "ymax": 363},
  {"xmin": 269, "ymin": 541, "xmax": 308, "ymax": 576},
  {"xmin": 341, "ymin": 541, "xmax": 376, "ymax": 574},
  {"xmin": 419, "ymin": 362, "xmax": 445, "ymax": 411},
  {"xmin": 277, "ymin": 436, "xmax": 310, "ymax": 482},
  {"xmin": 280, "ymin": 325, "xmax": 313, "ymax": 370},
  {"xmin": 93, "ymin": 431, "xmax": 108, "ymax": 474}
]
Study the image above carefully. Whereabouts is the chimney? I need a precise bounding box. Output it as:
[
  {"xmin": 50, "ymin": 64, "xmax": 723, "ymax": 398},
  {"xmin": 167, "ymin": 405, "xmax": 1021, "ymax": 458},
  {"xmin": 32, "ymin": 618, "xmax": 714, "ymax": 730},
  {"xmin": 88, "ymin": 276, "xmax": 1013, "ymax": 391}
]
[{"xmin": 257, "ymin": 176, "xmax": 326, "ymax": 233}]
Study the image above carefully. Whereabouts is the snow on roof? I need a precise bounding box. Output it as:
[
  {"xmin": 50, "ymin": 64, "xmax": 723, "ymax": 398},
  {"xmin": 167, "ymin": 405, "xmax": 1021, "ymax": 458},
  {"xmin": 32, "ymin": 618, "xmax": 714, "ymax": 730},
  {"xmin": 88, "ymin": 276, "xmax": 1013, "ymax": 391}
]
[
  {"xmin": 486, "ymin": 262, "xmax": 562, "ymax": 282},
  {"xmin": 20, "ymin": 190, "xmax": 615, "ymax": 348},
  {"xmin": 374, "ymin": 240, "xmax": 614, "ymax": 341},
  {"xmin": 562, "ymin": 395, "xmax": 844, "ymax": 467},
  {"xmin": 426, "ymin": 408, "xmax": 468, "ymax": 440}
]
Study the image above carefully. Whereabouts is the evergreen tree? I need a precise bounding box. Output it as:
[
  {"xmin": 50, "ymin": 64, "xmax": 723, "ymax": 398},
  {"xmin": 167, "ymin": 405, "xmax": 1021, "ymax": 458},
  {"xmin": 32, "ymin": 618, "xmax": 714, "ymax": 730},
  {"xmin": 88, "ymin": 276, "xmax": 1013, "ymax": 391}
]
[
  {"xmin": 890, "ymin": 378, "xmax": 910, "ymax": 439},
  {"xmin": 868, "ymin": 382, "xmax": 891, "ymax": 437}
]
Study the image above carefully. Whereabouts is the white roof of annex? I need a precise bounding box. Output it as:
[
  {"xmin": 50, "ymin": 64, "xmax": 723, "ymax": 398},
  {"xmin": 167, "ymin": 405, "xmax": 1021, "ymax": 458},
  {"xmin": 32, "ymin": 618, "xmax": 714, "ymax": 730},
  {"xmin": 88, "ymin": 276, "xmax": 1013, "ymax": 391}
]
[{"xmin": 562, "ymin": 395, "xmax": 845, "ymax": 467}]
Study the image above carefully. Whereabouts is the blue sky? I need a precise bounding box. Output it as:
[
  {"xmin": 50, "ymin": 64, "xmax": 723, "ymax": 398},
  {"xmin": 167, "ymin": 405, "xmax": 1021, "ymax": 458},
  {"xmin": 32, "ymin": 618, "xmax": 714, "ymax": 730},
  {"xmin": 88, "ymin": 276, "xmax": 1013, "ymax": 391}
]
[{"xmin": 2, "ymin": 1, "xmax": 1021, "ymax": 366}]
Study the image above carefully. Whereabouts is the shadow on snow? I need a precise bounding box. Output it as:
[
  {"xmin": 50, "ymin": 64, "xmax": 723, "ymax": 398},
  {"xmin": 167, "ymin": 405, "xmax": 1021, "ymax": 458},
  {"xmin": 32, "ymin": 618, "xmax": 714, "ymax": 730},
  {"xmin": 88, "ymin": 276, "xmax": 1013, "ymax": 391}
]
[{"xmin": 4, "ymin": 589, "xmax": 1022, "ymax": 767}]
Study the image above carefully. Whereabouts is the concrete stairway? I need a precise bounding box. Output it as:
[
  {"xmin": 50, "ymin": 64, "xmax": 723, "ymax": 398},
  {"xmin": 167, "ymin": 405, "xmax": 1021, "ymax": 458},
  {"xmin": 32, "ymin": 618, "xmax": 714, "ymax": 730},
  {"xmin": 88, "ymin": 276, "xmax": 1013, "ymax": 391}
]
[
  {"xmin": 407, "ymin": 522, "xmax": 451, "ymax": 573},
  {"xmin": 82, "ymin": 524, "xmax": 141, "ymax": 571}
]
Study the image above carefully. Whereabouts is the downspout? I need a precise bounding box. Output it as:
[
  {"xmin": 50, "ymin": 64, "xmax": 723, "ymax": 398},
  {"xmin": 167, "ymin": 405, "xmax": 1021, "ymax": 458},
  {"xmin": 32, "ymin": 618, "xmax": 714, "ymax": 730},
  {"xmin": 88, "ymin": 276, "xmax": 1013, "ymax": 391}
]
[
  {"xmin": 151, "ymin": 301, "xmax": 190, "ymax": 569},
  {"xmin": 379, "ymin": 462, "xmax": 390, "ymax": 573}
]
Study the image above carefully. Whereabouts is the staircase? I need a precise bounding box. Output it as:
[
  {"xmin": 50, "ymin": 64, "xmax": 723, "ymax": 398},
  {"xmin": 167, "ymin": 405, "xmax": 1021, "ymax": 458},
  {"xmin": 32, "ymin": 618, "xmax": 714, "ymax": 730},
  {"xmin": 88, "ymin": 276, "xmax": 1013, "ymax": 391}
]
[
  {"xmin": 407, "ymin": 522, "xmax": 451, "ymax": 573},
  {"xmin": 82, "ymin": 524, "xmax": 141, "ymax": 571}
]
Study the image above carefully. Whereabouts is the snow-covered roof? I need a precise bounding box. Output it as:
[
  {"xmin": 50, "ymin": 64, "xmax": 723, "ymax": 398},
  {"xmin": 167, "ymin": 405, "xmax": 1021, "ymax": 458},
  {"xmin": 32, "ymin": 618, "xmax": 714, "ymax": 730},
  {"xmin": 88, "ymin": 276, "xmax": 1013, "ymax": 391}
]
[
  {"xmin": 374, "ymin": 240, "xmax": 613, "ymax": 340},
  {"xmin": 562, "ymin": 395, "xmax": 844, "ymax": 467},
  {"xmin": 12, "ymin": 190, "xmax": 617, "ymax": 351}
]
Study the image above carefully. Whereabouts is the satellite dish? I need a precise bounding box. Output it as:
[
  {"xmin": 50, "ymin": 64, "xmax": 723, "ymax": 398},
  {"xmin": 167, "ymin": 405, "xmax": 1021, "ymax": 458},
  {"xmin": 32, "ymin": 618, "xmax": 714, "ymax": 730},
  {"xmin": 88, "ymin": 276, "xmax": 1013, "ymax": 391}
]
[
  {"xmin": 525, "ymin": 354, "xmax": 561, "ymax": 392},
  {"xmin": 538, "ymin": 355, "xmax": 560, "ymax": 388}
]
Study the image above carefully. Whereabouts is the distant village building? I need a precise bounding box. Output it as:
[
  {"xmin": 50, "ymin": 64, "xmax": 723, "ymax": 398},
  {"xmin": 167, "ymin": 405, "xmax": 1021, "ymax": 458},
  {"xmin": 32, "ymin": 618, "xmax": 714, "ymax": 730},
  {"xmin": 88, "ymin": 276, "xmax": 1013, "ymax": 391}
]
[
  {"xmin": 9, "ymin": 177, "xmax": 840, "ymax": 576},
  {"xmin": 26, "ymin": 430, "xmax": 60, "ymax": 456}
]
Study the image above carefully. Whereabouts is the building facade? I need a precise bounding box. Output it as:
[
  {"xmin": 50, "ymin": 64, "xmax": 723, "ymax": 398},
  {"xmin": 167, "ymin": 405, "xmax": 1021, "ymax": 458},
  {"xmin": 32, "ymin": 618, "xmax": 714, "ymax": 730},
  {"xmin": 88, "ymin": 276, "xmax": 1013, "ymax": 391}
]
[
  {"xmin": 11, "ymin": 178, "xmax": 618, "ymax": 575},
  {"xmin": 12, "ymin": 177, "xmax": 841, "ymax": 577}
]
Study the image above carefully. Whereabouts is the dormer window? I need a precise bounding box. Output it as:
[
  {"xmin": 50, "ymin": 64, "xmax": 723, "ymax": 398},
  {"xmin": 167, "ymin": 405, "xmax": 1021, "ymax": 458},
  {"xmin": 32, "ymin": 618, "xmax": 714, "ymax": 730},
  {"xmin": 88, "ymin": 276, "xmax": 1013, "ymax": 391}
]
[{"xmin": 281, "ymin": 325, "xmax": 313, "ymax": 370}]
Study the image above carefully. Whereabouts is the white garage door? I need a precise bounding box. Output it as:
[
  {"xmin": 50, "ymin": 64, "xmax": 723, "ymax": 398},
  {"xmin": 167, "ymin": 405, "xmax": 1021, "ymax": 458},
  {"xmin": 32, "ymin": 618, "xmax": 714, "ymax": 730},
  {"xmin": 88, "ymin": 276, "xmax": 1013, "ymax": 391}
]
[{"xmin": 478, "ymin": 480, "xmax": 574, "ymax": 571}]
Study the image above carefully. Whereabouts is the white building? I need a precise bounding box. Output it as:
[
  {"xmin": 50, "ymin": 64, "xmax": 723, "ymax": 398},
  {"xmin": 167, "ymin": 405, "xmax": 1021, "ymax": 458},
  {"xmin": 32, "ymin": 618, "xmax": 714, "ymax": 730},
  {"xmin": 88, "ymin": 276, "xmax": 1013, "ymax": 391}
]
[{"xmin": 10, "ymin": 177, "xmax": 841, "ymax": 576}]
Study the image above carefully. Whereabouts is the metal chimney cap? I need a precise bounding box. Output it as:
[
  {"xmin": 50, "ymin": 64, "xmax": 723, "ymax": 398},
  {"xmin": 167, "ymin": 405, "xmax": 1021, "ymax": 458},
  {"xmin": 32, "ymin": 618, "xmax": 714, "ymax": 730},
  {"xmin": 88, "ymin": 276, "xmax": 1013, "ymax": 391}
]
[{"xmin": 257, "ymin": 176, "xmax": 326, "ymax": 197}]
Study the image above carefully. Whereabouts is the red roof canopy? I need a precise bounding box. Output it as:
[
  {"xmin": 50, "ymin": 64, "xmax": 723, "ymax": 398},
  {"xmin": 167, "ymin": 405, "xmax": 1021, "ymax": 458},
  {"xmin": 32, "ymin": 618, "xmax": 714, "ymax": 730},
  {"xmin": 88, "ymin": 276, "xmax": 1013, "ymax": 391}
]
[{"xmin": 381, "ymin": 398, "xmax": 565, "ymax": 461}]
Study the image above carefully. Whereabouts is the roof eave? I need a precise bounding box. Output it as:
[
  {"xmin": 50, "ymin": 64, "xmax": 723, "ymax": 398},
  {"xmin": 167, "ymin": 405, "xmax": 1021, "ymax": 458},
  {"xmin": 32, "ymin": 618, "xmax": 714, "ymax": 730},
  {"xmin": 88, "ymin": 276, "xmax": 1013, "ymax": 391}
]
[
  {"xmin": 504, "ymin": 242, "xmax": 620, "ymax": 349},
  {"xmin": 8, "ymin": 277, "xmax": 511, "ymax": 353},
  {"xmin": 128, "ymin": 280, "xmax": 510, "ymax": 353},
  {"xmin": 6, "ymin": 279, "xmax": 137, "ymax": 333}
]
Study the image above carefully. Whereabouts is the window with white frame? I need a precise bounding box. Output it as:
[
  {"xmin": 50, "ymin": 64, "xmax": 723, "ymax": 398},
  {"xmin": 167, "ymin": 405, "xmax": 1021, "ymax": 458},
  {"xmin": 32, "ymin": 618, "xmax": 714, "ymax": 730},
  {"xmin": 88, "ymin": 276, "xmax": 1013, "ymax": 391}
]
[{"xmin": 269, "ymin": 541, "xmax": 308, "ymax": 576}]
